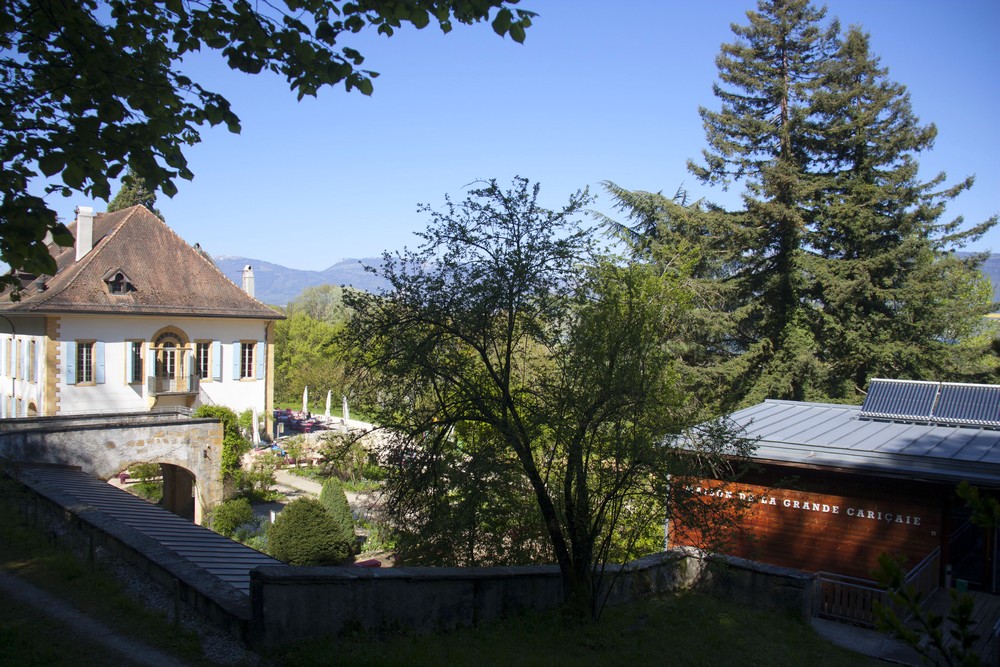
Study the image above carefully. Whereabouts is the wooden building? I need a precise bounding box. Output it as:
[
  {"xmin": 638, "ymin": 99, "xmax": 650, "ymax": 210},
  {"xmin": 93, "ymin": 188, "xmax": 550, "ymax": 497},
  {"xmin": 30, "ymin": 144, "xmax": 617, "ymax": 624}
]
[{"xmin": 671, "ymin": 379, "xmax": 1000, "ymax": 592}]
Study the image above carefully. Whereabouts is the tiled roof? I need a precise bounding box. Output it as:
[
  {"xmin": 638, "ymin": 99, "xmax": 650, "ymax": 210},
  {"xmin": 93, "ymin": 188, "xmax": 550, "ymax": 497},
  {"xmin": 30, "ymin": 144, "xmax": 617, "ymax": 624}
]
[{"xmin": 0, "ymin": 206, "xmax": 281, "ymax": 319}]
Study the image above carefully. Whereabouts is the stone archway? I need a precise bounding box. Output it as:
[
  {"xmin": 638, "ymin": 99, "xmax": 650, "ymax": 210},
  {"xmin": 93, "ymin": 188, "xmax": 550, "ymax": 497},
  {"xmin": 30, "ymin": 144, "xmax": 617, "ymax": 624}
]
[{"xmin": 161, "ymin": 463, "xmax": 198, "ymax": 522}]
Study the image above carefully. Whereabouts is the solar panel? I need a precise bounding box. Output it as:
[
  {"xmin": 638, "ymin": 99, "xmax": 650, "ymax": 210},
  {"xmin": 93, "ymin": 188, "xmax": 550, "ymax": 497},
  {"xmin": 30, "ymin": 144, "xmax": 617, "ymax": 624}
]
[
  {"xmin": 935, "ymin": 383, "xmax": 1000, "ymax": 427},
  {"xmin": 860, "ymin": 379, "xmax": 939, "ymax": 421},
  {"xmin": 861, "ymin": 378, "xmax": 1000, "ymax": 429}
]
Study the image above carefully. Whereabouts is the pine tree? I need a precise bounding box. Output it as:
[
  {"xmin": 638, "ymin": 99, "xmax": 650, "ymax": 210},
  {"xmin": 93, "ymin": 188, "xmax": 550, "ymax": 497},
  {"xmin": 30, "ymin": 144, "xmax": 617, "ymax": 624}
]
[
  {"xmin": 107, "ymin": 168, "xmax": 164, "ymax": 219},
  {"xmin": 688, "ymin": 0, "xmax": 839, "ymax": 401},
  {"xmin": 675, "ymin": 1, "xmax": 998, "ymax": 404},
  {"xmin": 805, "ymin": 26, "xmax": 998, "ymax": 394}
]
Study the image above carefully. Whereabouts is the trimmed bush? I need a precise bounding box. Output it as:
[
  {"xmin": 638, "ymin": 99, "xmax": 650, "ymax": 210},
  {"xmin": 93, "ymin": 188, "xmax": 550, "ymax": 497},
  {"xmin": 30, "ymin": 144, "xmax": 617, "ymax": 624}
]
[
  {"xmin": 268, "ymin": 498, "xmax": 352, "ymax": 566},
  {"xmin": 319, "ymin": 477, "xmax": 355, "ymax": 552},
  {"xmin": 211, "ymin": 497, "xmax": 255, "ymax": 538}
]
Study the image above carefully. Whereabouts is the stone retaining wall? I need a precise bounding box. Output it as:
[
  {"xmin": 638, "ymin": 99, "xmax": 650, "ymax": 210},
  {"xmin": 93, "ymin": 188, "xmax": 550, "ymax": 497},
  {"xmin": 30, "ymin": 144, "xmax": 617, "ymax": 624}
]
[{"xmin": 250, "ymin": 548, "xmax": 816, "ymax": 646}]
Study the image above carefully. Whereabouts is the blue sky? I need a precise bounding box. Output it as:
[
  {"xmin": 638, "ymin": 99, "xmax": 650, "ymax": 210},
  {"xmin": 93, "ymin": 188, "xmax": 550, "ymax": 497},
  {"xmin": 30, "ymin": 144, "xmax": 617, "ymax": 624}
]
[{"xmin": 66, "ymin": 0, "xmax": 1000, "ymax": 271}]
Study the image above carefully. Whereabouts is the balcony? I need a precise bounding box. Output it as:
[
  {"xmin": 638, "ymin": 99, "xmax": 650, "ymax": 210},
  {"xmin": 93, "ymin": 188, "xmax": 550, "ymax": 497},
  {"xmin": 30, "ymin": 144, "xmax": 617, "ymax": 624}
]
[{"xmin": 147, "ymin": 374, "xmax": 199, "ymax": 396}]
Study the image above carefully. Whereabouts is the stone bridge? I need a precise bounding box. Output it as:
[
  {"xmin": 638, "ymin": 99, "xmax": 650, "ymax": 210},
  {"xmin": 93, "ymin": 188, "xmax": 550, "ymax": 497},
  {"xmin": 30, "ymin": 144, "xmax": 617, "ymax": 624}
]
[{"xmin": 0, "ymin": 410, "xmax": 223, "ymax": 523}]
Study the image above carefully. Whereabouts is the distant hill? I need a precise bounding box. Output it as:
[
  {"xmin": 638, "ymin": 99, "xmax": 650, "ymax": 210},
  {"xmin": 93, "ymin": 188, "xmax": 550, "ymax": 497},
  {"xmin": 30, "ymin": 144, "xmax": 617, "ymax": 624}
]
[
  {"xmin": 979, "ymin": 254, "xmax": 1000, "ymax": 303},
  {"xmin": 213, "ymin": 252, "xmax": 1000, "ymax": 308},
  {"xmin": 213, "ymin": 255, "xmax": 389, "ymax": 306}
]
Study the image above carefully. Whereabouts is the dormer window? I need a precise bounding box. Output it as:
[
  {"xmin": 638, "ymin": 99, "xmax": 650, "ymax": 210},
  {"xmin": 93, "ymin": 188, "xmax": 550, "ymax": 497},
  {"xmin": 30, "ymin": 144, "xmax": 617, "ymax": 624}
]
[{"xmin": 103, "ymin": 269, "xmax": 135, "ymax": 294}]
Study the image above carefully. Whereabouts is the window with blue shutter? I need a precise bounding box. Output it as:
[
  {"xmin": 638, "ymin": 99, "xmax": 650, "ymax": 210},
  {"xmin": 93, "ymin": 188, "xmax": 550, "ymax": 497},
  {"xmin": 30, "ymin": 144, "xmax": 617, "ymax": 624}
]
[
  {"xmin": 212, "ymin": 341, "xmax": 222, "ymax": 381},
  {"xmin": 65, "ymin": 341, "xmax": 76, "ymax": 385},
  {"xmin": 94, "ymin": 341, "xmax": 105, "ymax": 384},
  {"xmin": 232, "ymin": 341, "xmax": 240, "ymax": 380}
]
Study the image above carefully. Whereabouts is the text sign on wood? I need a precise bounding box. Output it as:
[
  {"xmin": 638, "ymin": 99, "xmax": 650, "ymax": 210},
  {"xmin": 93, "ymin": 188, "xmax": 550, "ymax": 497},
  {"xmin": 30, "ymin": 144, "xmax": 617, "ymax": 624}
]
[{"xmin": 689, "ymin": 485, "xmax": 925, "ymax": 527}]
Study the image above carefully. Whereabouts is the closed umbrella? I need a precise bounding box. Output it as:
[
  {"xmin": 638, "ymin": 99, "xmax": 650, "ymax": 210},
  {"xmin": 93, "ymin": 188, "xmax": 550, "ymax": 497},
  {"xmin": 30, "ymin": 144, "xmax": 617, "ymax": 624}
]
[
  {"xmin": 342, "ymin": 395, "xmax": 350, "ymax": 423},
  {"xmin": 302, "ymin": 386, "xmax": 308, "ymax": 415},
  {"xmin": 325, "ymin": 390, "xmax": 332, "ymax": 420},
  {"xmin": 251, "ymin": 408, "xmax": 261, "ymax": 446}
]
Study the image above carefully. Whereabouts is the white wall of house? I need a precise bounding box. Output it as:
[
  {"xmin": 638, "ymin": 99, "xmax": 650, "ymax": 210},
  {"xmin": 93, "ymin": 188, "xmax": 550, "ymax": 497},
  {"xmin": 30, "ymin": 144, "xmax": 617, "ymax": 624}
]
[
  {"xmin": 56, "ymin": 315, "xmax": 270, "ymax": 416},
  {"xmin": 0, "ymin": 330, "xmax": 46, "ymax": 418}
]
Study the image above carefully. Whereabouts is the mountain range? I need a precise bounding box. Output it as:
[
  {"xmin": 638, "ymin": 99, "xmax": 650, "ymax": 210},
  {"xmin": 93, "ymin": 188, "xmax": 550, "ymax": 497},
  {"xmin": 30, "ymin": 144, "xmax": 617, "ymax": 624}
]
[
  {"xmin": 215, "ymin": 253, "xmax": 1000, "ymax": 308},
  {"xmin": 214, "ymin": 255, "xmax": 389, "ymax": 306}
]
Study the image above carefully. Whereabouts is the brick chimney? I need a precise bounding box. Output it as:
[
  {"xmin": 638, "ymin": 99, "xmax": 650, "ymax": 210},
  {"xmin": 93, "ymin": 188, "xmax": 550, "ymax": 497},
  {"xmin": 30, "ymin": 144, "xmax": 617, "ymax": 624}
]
[
  {"xmin": 242, "ymin": 265, "xmax": 255, "ymax": 298},
  {"xmin": 74, "ymin": 206, "xmax": 94, "ymax": 261}
]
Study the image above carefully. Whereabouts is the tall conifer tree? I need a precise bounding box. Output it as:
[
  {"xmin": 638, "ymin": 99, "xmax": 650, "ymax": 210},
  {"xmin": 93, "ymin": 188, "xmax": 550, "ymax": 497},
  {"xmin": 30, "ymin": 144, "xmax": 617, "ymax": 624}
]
[
  {"xmin": 613, "ymin": 0, "xmax": 998, "ymax": 408},
  {"xmin": 806, "ymin": 26, "xmax": 997, "ymax": 393},
  {"xmin": 688, "ymin": 0, "xmax": 838, "ymax": 401},
  {"xmin": 107, "ymin": 168, "xmax": 164, "ymax": 220}
]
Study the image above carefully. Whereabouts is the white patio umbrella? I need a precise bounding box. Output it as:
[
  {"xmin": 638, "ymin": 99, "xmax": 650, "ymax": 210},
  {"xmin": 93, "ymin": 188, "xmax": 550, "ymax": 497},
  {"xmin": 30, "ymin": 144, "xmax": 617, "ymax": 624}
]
[
  {"xmin": 302, "ymin": 386, "xmax": 308, "ymax": 415},
  {"xmin": 324, "ymin": 390, "xmax": 332, "ymax": 420},
  {"xmin": 251, "ymin": 408, "xmax": 261, "ymax": 446},
  {"xmin": 342, "ymin": 395, "xmax": 350, "ymax": 423}
]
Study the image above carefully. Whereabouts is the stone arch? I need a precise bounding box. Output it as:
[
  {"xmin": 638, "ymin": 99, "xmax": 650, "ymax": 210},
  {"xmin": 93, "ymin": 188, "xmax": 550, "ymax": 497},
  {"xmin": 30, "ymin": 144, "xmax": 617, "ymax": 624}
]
[
  {"xmin": 27, "ymin": 402, "xmax": 37, "ymax": 417},
  {"xmin": 160, "ymin": 463, "xmax": 198, "ymax": 522}
]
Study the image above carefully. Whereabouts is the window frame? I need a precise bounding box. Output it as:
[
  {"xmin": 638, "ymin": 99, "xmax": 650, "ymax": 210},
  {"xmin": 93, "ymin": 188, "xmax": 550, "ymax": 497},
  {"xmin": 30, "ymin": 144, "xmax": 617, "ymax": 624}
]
[
  {"xmin": 239, "ymin": 341, "xmax": 255, "ymax": 380},
  {"xmin": 126, "ymin": 340, "xmax": 144, "ymax": 385},
  {"xmin": 195, "ymin": 340, "xmax": 212, "ymax": 381},
  {"xmin": 76, "ymin": 340, "xmax": 95, "ymax": 385}
]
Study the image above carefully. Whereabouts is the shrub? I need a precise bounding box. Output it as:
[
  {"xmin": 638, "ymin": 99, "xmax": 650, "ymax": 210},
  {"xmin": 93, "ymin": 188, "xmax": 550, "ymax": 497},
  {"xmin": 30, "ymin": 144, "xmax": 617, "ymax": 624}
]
[
  {"xmin": 211, "ymin": 497, "xmax": 255, "ymax": 538},
  {"xmin": 129, "ymin": 462, "xmax": 161, "ymax": 481},
  {"xmin": 236, "ymin": 451, "xmax": 280, "ymax": 500},
  {"xmin": 193, "ymin": 405, "xmax": 250, "ymax": 486},
  {"xmin": 267, "ymin": 498, "xmax": 352, "ymax": 566},
  {"xmin": 319, "ymin": 477, "xmax": 355, "ymax": 551}
]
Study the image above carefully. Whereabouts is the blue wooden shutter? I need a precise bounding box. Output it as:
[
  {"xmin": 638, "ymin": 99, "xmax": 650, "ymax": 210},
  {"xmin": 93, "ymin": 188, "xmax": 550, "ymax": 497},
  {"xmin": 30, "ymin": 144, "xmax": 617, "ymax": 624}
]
[
  {"xmin": 255, "ymin": 340, "xmax": 265, "ymax": 379},
  {"xmin": 212, "ymin": 341, "xmax": 222, "ymax": 381},
  {"xmin": 65, "ymin": 341, "xmax": 76, "ymax": 385},
  {"xmin": 146, "ymin": 343, "xmax": 155, "ymax": 379},
  {"xmin": 125, "ymin": 341, "xmax": 133, "ymax": 383},
  {"xmin": 95, "ymin": 341, "xmax": 105, "ymax": 384},
  {"xmin": 0, "ymin": 338, "xmax": 7, "ymax": 378},
  {"xmin": 232, "ymin": 341, "xmax": 240, "ymax": 380},
  {"xmin": 19, "ymin": 341, "xmax": 27, "ymax": 381}
]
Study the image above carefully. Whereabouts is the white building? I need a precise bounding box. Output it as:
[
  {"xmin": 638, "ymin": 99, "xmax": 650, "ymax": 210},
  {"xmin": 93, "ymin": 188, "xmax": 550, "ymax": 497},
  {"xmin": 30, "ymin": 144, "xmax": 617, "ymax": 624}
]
[{"xmin": 0, "ymin": 205, "xmax": 282, "ymax": 421}]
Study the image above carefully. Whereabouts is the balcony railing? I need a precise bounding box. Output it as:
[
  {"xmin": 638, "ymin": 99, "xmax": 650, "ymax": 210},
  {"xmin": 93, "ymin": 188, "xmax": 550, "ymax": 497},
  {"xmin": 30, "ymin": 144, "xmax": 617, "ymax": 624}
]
[{"xmin": 147, "ymin": 374, "xmax": 199, "ymax": 396}]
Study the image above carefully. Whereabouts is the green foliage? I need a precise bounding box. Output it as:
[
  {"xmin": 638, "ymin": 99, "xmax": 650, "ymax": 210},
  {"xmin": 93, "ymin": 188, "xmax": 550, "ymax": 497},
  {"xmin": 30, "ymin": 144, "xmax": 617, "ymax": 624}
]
[
  {"xmin": 318, "ymin": 477, "xmax": 356, "ymax": 553},
  {"xmin": 267, "ymin": 498, "xmax": 352, "ymax": 566},
  {"xmin": 210, "ymin": 497, "xmax": 255, "ymax": 538},
  {"xmin": 106, "ymin": 168, "xmax": 163, "ymax": 219},
  {"xmin": 274, "ymin": 311, "xmax": 345, "ymax": 407},
  {"xmin": 235, "ymin": 451, "xmax": 281, "ymax": 501},
  {"xmin": 875, "ymin": 553, "xmax": 983, "ymax": 667},
  {"xmin": 193, "ymin": 404, "xmax": 249, "ymax": 486},
  {"xmin": 316, "ymin": 432, "xmax": 384, "ymax": 482},
  {"xmin": 612, "ymin": 1, "xmax": 998, "ymax": 407},
  {"xmin": 0, "ymin": 1, "xmax": 534, "ymax": 296},
  {"xmin": 128, "ymin": 462, "xmax": 160, "ymax": 482},
  {"xmin": 343, "ymin": 177, "xmax": 755, "ymax": 615}
]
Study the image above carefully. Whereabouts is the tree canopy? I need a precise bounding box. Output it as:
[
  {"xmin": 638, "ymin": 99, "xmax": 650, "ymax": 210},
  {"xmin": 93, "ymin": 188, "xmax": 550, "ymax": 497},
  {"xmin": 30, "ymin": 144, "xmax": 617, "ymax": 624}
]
[
  {"xmin": 611, "ymin": 0, "xmax": 997, "ymax": 409},
  {"xmin": 342, "ymin": 178, "xmax": 754, "ymax": 615},
  {"xmin": 0, "ymin": 0, "xmax": 534, "ymax": 293}
]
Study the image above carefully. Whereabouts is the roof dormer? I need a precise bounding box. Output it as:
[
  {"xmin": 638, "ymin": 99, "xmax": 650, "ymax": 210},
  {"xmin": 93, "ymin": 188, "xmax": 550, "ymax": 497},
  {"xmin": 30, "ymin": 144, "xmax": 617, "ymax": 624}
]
[{"xmin": 102, "ymin": 268, "xmax": 135, "ymax": 295}]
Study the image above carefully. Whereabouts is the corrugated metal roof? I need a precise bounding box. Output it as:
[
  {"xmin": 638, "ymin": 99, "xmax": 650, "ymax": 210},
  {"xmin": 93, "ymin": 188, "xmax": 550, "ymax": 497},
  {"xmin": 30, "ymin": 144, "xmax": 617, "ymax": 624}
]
[
  {"xmin": 727, "ymin": 400, "xmax": 1000, "ymax": 486},
  {"xmin": 16, "ymin": 466, "xmax": 280, "ymax": 596}
]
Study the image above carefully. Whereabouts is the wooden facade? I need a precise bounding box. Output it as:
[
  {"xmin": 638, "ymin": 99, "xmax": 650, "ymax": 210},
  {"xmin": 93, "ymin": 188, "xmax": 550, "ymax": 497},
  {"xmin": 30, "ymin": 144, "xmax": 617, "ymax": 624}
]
[{"xmin": 671, "ymin": 465, "xmax": 950, "ymax": 581}]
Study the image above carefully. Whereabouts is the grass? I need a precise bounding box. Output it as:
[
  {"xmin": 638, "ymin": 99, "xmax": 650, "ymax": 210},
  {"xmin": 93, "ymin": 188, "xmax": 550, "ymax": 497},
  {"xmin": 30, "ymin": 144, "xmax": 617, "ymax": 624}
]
[
  {"xmin": 1, "ymin": 472, "xmax": 880, "ymax": 667},
  {"xmin": 0, "ymin": 477, "xmax": 212, "ymax": 666},
  {"xmin": 275, "ymin": 592, "xmax": 881, "ymax": 667}
]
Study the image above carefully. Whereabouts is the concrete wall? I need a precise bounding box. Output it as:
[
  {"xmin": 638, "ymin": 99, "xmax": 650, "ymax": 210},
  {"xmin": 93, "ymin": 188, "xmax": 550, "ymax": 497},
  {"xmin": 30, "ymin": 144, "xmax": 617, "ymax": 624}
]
[
  {"xmin": 0, "ymin": 412, "xmax": 224, "ymax": 519},
  {"xmin": 249, "ymin": 548, "xmax": 816, "ymax": 647}
]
